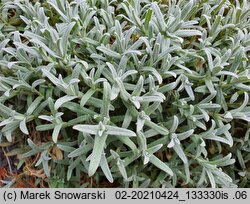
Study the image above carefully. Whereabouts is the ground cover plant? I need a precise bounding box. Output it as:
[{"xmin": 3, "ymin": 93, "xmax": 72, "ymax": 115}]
[{"xmin": 0, "ymin": 0, "xmax": 250, "ymax": 188}]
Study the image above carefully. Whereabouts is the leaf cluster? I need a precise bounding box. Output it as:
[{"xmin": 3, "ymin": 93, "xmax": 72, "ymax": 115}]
[{"xmin": 0, "ymin": 0, "xmax": 250, "ymax": 187}]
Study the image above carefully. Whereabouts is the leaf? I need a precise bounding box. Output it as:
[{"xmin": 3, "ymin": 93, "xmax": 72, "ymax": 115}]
[
  {"xmin": 0, "ymin": 39, "xmax": 10, "ymax": 55},
  {"xmin": 204, "ymin": 48, "xmax": 214, "ymax": 71},
  {"xmin": 236, "ymin": 150, "xmax": 245, "ymax": 169},
  {"xmin": 68, "ymin": 144, "xmax": 91, "ymax": 158},
  {"xmin": 173, "ymin": 144, "xmax": 188, "ymax": 163},
  {"xmin": 117, "ymin": 159, "xmax": 128, "ymax": 180},
  {"xmin": 57, "ymin": 144, "xmax": 75, "ymax": 153},
  {"xmin": 177, "ymin": 129, "xmax": 194, "ymax": 141},
  {"xmin": 132, "ymin": 76, "xmax": 144, "ymax": 96},
  {"xmin": 100, "ymin": 153, "xmax": 113, "ymax": 183},
  {"xmin": 118, "ymin": 137, "xmax": 137, "ymax": 152},
  {"xmin": 13, "ymin": 42, "xmax": 41, "ymax": 58},
  {"xmin": 202, "ymin": 134, "xmax": 231, "ymax": 146},
  {"xmin": 52, "ymin": 124, "xmax": 62, "ymax": 143},
  {"xmin": 59, "ymin": 22, "xmax": 75, "ymax": 56},
  {"xmin": 121, "ymin": 70, "xmax": 138, "ymax": 80},
  {"xmin": 170, "ymin": 116, "xmax": 179, "ymax": 133},
  {"xmin": 145, "ymin": 120, "xmax": 169, "ymax": 135},
  {"xmin": 66, "ymin": 115, "xmax": 89, "ymax": 127},
  {"xmin": 149, "ymin": 154, "xmax": 173, "ymax": 176},
  {"xmin": 136, "ymin": 116, "xmax": 145, "ymax": 132},
  {"xmin": 54, "ymin": 95, "xmax": 78, "ymax": 110},
  {"xmin": 19, "ymin": 118, "xmax": 29, "ymax": 135},
  {"xmin": 210, "ymin": 15, "xmax": 222, "ymax": 34},
  {"xmin": 144, "ymin": 9, "xmax": 152, "ymax": 30},
  {"xmin": 216, "ymin": 71, "xmax": 238, "ymax": 78},
  {"xmin": 0, "ymin": 119, "xmax": 14, "ymax": 127},
  {"xmin": 27, "ymin": 138, "xmax": 40, "ymax": 150},
  {"xmin": 156, "ymin": 46, "xmax": 179, "ymax": 63},
  {"xmin": 181, "ymin": 0, "xmax": 194, "ymax": 20},
  {"xmin": 47, "ymin": 0, "xmax": 69, "ymax": 22},
  {"xmin": 185, "ymin": 85, "xmax": 195, "ymax": 101},
  {"xmin": 175, "ymin": 30, "xmax": 202, "ymax": 37},
  {"xmin": 198, "ymin": 103, "xmax": 221, "ymax": 109},
  {"xmin": 41, "ymin": 69, "xmax": 63, "ymax": 88},
  {"xmin": 26, "ymin": 96, "xmax": 44, "ymax": 115},
  {"xmin": 106, "ymin": 62, "xmax": 118, "ymax": 78},
  {"xmin": 205, "ymin": 79, "xmax": 216, "ymax": 93},
  {"xmin": 142, "ymin": 95, "xmax": 164, "ymax": 103},
  {"xmin": 88, "ymin": 134, "xmax": 108, "ymax": 176},
  {"xmin": 30, "ymin": 38, "xmax": 59, "ymax": 58},
  {"xmin": 1, "ymin": 121, "xmax": 19, "ymax": 135},
  {"xmin": 205, "ymin": 168, "xmax": 216, "ymax": 188},
  {"xmin": 73, "ymin": 124, "xmax": 98, "ymax": 135},
  {"xmin": 80, "ymin": 89, "xmax": 95, "ymax": 107},
  {"xmin": 36, "ymin": 124, "xmax": 55, "ymax": 131},
  {"xmin": 111, "ymin": 83, "xmax": 120, "ymax": 100},
  {"xmin": 233, "ymin": 92, "xmax": 248, "ymax": 112},
  {"xmin": 97, "ymin": 45, "xmax": 121, "ymax": 59},
  {"xmin": 147, "ymin": 144, "xmax": 163, "ymax": 154},
  {"xmin": 42, "ymin": 160, "xmax": 50, "ymax": 177},
  {"xmin": 67, "ymin": 158, "xmax": 81, "ymax": 181},
  {"xmin": 210, "ymin": 153, "xmax": 235, "ymax": 167},
  {"xmin": 102, "ymin": 81, "xmax": 111, "ymax": 117},
  {"xmin": 106, "ymin": 125, "xmax": 136, "ymax": 137},
  {"xmin": 141, "ymin": 67, "xmax": 162, "ymax": 84},
  {"xmin": 151, "ymin": 2, "xmax": 166, "ymax": 31}
]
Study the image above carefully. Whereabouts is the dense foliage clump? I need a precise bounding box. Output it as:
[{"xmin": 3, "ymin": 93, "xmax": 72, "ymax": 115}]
[{"xmin": 0, "ymin": 0, "xmax": 250, "ymax": 187}]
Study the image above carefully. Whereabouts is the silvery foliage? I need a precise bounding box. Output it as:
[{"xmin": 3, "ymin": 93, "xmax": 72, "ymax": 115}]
[{"xmin": 0, "ymin": 0, "xmax": 250, "ymax": 187}]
